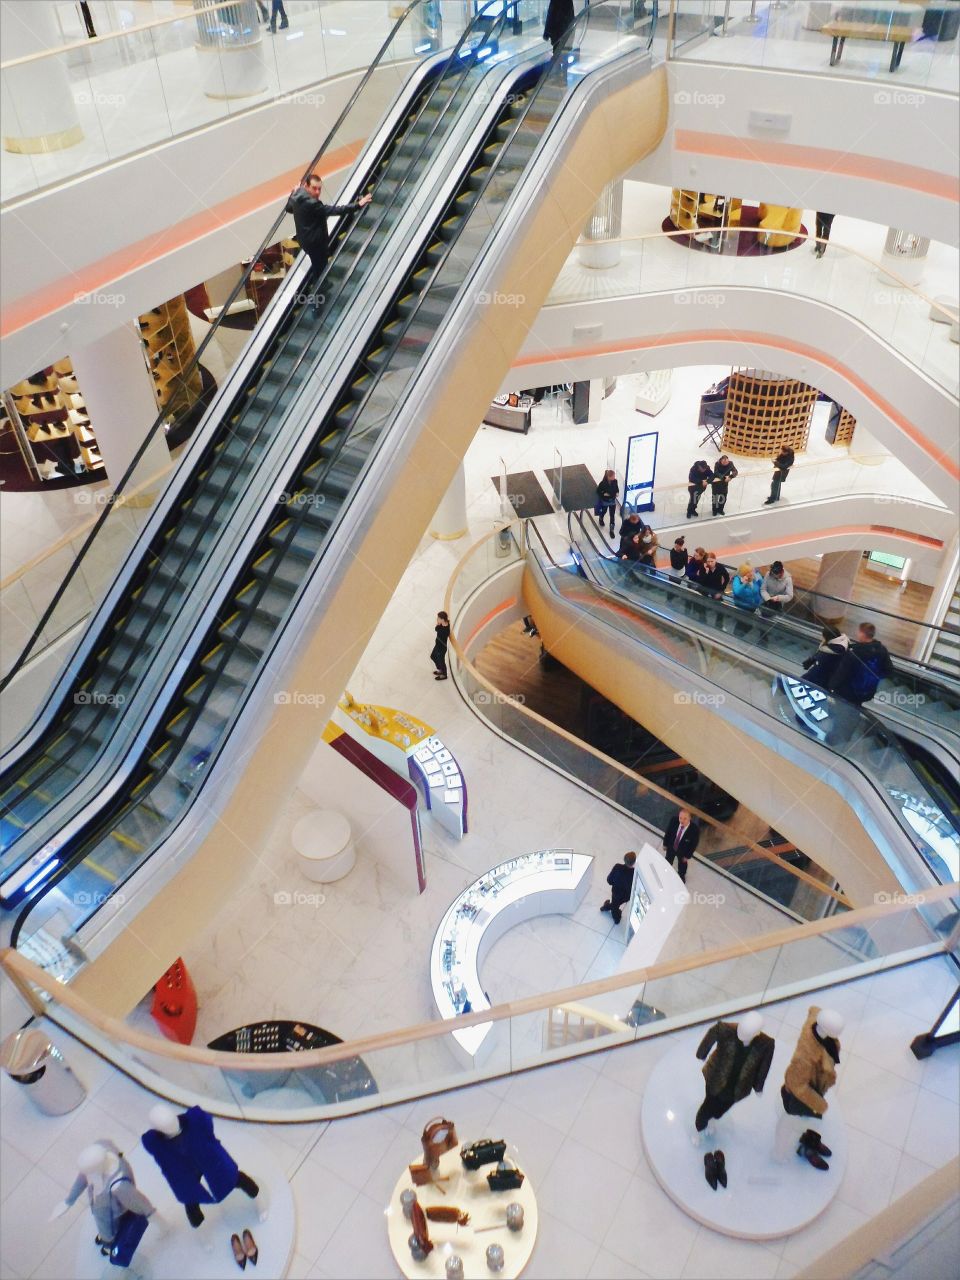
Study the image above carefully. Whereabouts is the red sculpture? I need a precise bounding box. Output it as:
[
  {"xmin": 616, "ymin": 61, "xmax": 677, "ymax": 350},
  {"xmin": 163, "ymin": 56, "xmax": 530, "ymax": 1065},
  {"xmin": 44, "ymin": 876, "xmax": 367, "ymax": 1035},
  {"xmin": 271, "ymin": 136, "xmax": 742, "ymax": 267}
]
[{"xmin": 150, "ymin": 958, "xmax": 197, "ymax": 1045}]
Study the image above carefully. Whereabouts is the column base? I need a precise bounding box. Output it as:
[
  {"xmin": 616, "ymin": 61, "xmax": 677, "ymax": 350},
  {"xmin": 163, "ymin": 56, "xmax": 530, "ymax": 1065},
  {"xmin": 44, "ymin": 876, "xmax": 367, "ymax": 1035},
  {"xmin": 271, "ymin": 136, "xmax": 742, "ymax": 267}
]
[{"xmin": 3, "ymin": 123, "xmax": 83, "ymax": 154}]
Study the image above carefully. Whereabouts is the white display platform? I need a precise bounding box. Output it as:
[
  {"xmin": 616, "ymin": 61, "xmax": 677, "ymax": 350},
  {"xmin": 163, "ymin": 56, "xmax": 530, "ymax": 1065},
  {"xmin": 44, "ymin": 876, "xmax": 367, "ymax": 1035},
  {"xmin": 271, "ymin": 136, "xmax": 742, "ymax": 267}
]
[
  {"xmin": 431, "ymin": 851, "xmax": 593, "ymax": 1061},
  {"xmin": 387, "ymin": 1144, "xmax": 538, "ymax": 1280},
  {"xmin": 293, "ymin": 809, "xmax": 355, "ymax": 883},
  {"xmin": 641, "ymin": 1035, "xmax": 846, "ymax": 1240},
  {"xmin": 74, "ymin": 1131, "xmax": 295, "ymax": 1280}
]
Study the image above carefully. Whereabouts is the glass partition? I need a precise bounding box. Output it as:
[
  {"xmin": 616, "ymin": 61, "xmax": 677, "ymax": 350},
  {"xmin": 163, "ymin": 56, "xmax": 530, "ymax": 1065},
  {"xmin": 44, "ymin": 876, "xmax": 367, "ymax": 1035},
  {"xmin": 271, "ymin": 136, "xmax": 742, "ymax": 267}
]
[
  {"xmin": 2, "ymin": 885, "xmax": 953, "ymax": 1120},
  {"xmin": 666, "ymin": 0, "xmax": 960, "ymax": 96}
]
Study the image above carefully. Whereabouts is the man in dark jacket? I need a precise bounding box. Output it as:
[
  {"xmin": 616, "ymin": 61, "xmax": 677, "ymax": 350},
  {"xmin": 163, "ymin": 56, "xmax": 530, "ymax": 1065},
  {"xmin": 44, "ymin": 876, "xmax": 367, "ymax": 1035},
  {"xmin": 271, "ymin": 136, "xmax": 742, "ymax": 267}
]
[
  {"xmin": 600, "ymin": 850, "xmax": 637, "ymax": 925},
  {"xmin": 286, "ymin": 173, "xmax": 371, "ymax": 312},
  {"xmin": 687, "ymin": 459, "xmax": 714, "ymax": 518},
  {"xmin": 764, "ymin": 445, "xmax": 795, "ymax": 504},
  {"xmin": 801, "ymin": 626, "xmax": 849, "ymax": 690},
  {"xmin": 663, "ymin": 809, "xmax": 699, "ymax": 882},
  {"xmin": 595, "ymin": 469, "xmax": 619, "ymax": 537},
  {"xmin": 544, "ymin": 0, "xmax": 575, "ymax": 58},
  {"xmin": 619, "ymin": 510, "xmax": 643, "ymax": 543},
  {"xmin": 829, "ymin": 622, "xmax": 894, "ymax": 705},
  {"xmin": 711, "ymin": 454, "xmax": 738, "ymax": 516}
]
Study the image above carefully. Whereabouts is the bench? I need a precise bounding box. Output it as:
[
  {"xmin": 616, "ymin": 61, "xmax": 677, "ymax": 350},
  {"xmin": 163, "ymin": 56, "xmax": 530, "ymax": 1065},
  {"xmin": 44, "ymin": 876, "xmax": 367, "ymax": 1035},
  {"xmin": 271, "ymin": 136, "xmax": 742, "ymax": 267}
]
[{"xmin": 820, "ymin": 19, "xmax": 922, "ymax": 71}]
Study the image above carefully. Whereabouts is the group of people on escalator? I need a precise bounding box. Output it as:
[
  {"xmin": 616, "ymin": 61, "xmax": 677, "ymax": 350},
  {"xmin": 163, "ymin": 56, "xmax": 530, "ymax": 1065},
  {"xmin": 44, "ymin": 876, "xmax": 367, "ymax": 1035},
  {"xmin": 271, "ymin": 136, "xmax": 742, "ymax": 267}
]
[{"xmin": 593, "ymin": 473, "xmax": 895, "ymax": 710}]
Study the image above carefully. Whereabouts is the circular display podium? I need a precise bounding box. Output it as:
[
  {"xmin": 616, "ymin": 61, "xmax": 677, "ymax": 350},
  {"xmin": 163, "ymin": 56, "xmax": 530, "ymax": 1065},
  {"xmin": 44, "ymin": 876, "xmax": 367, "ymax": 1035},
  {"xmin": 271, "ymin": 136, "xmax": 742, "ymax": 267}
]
[
  {"xmin": 641, "ymin": 1036, "xmax": 846, "ymax": 1240},
  {"xmin": 74, "ymin": 1131, "xmax": 294, "ymax": 1280},
  {"xmin": 207, "ymin": 1020, "xmax": 377, "ymax": 1103},
  {"xmin": 293, "ymin": 809, "xmax": 355, "ymax": 883},
  {"xmin": 387, "ymin": 1145, "xmax": 538, "ymax": 1279}
]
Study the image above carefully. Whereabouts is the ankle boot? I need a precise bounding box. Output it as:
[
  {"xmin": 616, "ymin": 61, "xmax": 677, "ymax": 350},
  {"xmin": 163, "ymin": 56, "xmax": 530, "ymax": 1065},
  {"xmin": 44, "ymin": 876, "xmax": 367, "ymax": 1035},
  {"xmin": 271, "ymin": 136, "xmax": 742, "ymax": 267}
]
[
  {"xmin": 713, "ymin": 1150, "xmax": 727, "ymax": 1188},
  {"xmin": 704, "ymin": 1151, "xmax": 719, "ymax": 1190},
  {"xmin": 800, "ymin": 1129, "xmax": 832, "ymax": 1158},
  {"xmin": 797, "ymin": 1140, "xmax": 829, "ymax": 1171}
]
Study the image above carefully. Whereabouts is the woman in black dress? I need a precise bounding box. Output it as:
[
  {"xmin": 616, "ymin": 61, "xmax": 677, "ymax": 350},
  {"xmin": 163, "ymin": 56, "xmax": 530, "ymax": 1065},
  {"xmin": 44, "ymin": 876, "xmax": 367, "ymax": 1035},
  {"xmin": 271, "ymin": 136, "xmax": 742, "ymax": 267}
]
[{"xmin": 431, "ymin": 611, "xmax": 450, "ymax": 680}]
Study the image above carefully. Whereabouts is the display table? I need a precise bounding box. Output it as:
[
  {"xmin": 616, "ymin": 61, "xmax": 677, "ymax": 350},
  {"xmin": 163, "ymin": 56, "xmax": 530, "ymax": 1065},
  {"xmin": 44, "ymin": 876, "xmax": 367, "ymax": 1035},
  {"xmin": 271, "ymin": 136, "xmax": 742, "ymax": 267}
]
[
  {"xmin": 74, "ymin": 1131, "xmax": 294, "ymax": 1280},
  {"xmin": 386, "ymin": 1144, "xmax": 538, "ymax": 1279},
  {"xmin": 409, "ymin": 736, "xmax": 467, "ymax": 839},
  {"xmin": 641, "ymin": 1036, "xmax": 846, "ymax": 1240},
  {"xmin": 821, "ymin": 15, "xmax": 923, "ymax": 72},
  {"xmin": 293, "ymin": 809, "xmax": 355, "ymax": 883},
  {"xmin": 483, "ymin": 394, "xmax": 533, "ymax": 434},
  {"xmin": 207, "ymin": 1020, "xmax": 377, "ymax": 1103},
  {"xmin": 431, "ymin": 851, "xmax": 593, "ymax": 1061}
]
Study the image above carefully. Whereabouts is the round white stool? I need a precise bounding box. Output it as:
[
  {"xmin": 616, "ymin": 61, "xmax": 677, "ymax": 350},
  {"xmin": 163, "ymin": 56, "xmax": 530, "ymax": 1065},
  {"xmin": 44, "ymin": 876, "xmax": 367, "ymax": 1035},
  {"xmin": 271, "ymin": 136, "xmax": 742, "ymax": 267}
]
[{"xmin": 293, "ymin": 810, "xmax": 355, "ymax": 883}]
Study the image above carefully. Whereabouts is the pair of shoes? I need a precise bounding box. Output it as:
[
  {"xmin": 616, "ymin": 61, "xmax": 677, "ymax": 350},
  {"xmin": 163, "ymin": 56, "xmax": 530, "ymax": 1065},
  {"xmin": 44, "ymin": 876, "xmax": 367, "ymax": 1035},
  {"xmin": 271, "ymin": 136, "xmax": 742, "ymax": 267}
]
[
  {"xmin": 600, "ymin": 900, "xmax": 611, "ymax": 913},
  {"xmin": 801, "ymin": 1129, "xmax": 832, "ymax": 1159},
  {"xmin": 703, "ymin": 1150, "xmax": 727, "ymax": 1190},
  {"xmin": 231, "ymin": 1230, "xmax": 258, "ymax": 1269},
  {"xmin": 797, "ymin": 1139, "xmax": 829, "ymax": 1171}
]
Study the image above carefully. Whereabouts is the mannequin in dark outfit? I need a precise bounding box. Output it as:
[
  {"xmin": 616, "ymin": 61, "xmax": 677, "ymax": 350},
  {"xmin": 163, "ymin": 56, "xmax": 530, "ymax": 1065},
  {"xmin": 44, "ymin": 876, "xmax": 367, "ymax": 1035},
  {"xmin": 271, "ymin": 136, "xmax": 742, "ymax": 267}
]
[{"xmin": 142, "ymin": 1104, "xmax": 262, "ymax": 1227}]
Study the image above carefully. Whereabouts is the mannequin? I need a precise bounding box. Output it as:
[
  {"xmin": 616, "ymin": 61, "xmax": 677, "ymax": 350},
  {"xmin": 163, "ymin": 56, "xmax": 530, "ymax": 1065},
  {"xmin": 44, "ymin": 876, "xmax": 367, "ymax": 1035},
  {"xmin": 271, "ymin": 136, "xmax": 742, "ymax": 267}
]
[
  {"xmin": 51, "ymin": 1141, "xmax": 155, "ymax": 1269},
  {"xmin": 142, "ymin": 1104, "xmax": 266, "ymax": 1227},
  {"xmin": 693, "ymin": 1012, "xmax": 775, "ymax": 1189},
  {"xmin": 774, "ymin": 1006, "xmax": 843, "ymax": 1168}
]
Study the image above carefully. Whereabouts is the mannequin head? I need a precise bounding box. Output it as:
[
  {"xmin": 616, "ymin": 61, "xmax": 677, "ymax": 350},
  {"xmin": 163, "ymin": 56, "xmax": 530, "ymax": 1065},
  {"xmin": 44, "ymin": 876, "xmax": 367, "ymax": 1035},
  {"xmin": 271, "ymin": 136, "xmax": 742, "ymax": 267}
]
[
  {"xmin": 148, "ymin": 1103, "xmax": 180, "ymax": 1137},
  {"xmin": 737, "ymin": 1012, "xmax": 764, "ymax": 1044},
  {"xmin": 78, "ymin": 1143, "xmax": 116, "ymax": 1180},
  {"xmin": 815, "ymin": 1008, "xmax": 844, "ymax": 1040}
]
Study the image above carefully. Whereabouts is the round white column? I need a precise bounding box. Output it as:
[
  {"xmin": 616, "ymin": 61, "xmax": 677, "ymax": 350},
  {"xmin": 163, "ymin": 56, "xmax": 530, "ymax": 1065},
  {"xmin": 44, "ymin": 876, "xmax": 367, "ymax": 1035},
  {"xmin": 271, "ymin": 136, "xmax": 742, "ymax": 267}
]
[
  {"xmin": 811, "ymin": 549, "xmax": 863, "ymax": 624},
  {"xmin": 1, "ymin": 0, "xmax": 84, "ymax": 154},
  {"xmin": 879, "ymin": 227, "xmax": 930, "ymax": 288},
  {"xmin": 68, "ymin": 323, "xmax": 171, "ymax": 489},
  {"xmin": 430, "ymin": 462, "xmax": 467, "ymax": 540},
  {"xmin": 577, "ymin": 180, "xmax": 623, "ymax": 269},
  {"xmin": 193, "ymin": 0, "xmax": 267, "ymax": 100}
]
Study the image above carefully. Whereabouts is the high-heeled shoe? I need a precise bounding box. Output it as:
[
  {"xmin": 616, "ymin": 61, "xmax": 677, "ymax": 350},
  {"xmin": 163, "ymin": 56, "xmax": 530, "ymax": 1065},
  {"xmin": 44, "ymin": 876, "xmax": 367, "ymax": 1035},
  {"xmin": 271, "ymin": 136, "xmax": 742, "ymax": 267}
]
[
  {"xmin": 230, "ymin": 1234, "xmax": 247, "ymax": 1270},
  {"xmin": 242, "ymin": 1229, "xmax": 259, "ymax": 1266}
]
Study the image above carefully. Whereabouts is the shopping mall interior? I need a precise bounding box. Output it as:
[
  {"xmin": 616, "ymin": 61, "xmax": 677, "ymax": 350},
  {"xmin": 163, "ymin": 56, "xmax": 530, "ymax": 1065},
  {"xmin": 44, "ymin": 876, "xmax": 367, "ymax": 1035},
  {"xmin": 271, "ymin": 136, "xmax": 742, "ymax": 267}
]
[{"xmin": 0, "ymin": 2, "xmax": 958, "ymax": 1278}]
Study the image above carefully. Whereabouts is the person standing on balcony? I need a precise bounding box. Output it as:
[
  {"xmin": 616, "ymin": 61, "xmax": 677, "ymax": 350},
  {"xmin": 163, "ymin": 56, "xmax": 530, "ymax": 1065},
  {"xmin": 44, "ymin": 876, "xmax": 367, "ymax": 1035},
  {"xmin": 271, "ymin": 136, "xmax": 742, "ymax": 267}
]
[
  {"xmin": 268, "ymin": 1, "xmax": 289, "ymax": 32},
  {"xmin": 687, "ymin": 459, "xmax": 714, "ymax": 519},
  {"xmin": 663, "ymin": 810, "xmax": 700, "ymax": 884},
  {"xmin": 595, "ymin": 469, "xmax": 619, "ymax": 538},
  {"xmin": 764, "ymin": 445, "xmax": 795, "ymax": 504},
  {"xmin": 814, "ymin": 212, "xmax": 836, "ymax": 258},
  {"xmin": 286, "ymin": 173, "xmax": 372, "ymax": 314},
  {"xmin": 711, "ymin": 454, "xmax": 738, "ymax": 516},
  {"xmin": 601, "ymin": 850, "xmax": 637, "ymax": 925},
  {"xmin": 430, "ymin": 611, "xmax": 451, "ymax": 680}
]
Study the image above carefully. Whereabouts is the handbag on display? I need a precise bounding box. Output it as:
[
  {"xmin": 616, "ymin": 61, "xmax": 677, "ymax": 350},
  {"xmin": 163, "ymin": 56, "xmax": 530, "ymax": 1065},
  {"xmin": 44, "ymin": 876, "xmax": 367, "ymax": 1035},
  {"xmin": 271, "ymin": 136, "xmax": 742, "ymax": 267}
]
[{"xmin": 106, "ymin": 1176, "xmax": 150, "ymax": 1270}]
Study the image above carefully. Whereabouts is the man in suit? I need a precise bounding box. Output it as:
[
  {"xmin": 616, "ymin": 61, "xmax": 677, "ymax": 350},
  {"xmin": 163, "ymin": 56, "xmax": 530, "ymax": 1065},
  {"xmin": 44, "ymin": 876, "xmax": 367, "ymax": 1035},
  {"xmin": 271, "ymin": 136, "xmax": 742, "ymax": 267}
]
[
  {"xmin": 286, "ymin": 173, "xmax": 371, "ymax": 313},
  {"xmin": 600, "ymin": 850, "xmax": 637, "ymax": 925},
  {"xmin": 663, "ymin": 808, "xmax": 699, "ymax": 883}
]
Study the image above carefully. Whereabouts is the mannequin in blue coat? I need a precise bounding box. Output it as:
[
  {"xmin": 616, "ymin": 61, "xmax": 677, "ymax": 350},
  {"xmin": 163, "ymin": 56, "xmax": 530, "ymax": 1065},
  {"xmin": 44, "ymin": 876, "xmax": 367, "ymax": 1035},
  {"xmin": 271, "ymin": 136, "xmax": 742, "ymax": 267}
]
[{"xmin": 142, "ymin": 1104, "xmax": 265, "ymax": 1227}]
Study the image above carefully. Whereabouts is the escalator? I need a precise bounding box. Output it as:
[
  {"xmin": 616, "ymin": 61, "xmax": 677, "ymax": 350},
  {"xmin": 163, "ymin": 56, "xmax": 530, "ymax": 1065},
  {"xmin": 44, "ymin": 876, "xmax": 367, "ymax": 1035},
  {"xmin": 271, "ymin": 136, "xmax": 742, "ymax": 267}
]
[
  {"xmin": 0, "ymin": 3, "xmax": 552, "ymax": 899},
  {"xmin": 570, "ymin": 511, "xmax": 960, "ymax": 776},
  {"xmin": 1, "ymin": 4, "xmax": 667, "ymax": 983},
  {"xmin": 523, "ymin": 524, "xmax": 960, "ymax": 902}
]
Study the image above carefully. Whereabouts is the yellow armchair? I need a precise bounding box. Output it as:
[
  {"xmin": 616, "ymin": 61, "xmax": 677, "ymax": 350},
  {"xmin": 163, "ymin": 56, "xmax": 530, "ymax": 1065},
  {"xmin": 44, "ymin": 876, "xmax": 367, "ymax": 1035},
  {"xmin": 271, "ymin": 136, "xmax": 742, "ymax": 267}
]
[{"xmin": 758, "ymin": 204, "xmax": 803, "ymax": 248}]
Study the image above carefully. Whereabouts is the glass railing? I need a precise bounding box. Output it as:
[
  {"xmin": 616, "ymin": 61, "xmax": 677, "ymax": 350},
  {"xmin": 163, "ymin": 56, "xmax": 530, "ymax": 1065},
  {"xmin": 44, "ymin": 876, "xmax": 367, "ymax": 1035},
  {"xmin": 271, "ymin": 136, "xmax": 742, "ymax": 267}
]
[
  {"xmin": 1, "ymin": 1, "xmax": 545, "ymax": 201},
  {"xmin": 571, "ymin": 511, "xmax": 960, "ymax": 751},
  {"xmin": 665, "ymin": 0, "xmax": 960, "ymax": 96},
  {"xmin": 572, "ymin": 504, "xmax": 960, "ymax": 672},
  {"xmin": 544, "ymin": 226, "xmax": 960, "ymax": 397},
  {"xmin": 0, "ymin": 0, "xmax": 501, "ymax": 694},
  {"xmin": 529, "ymin": 529, "xmax": 960, "ymax": 887},
  {"xmin": 1, "ymin": 883, "xmax": 954, "ymax": 1120},
  {"xmin": 449, "ymin": 524, "xmax": 850, "ymax": 920}
]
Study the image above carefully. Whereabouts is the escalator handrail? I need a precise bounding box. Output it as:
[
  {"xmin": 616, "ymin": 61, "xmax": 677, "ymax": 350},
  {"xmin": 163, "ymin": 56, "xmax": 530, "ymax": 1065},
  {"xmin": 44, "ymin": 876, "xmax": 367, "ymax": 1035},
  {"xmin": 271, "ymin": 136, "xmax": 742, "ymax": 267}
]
[
  {"xmin": 0, "ymin": 0, "xmax": 440, "ymax": 694},
  {"xmin": 15, "ymin": 2, "xmax": 658, "ymax": 945},
  {"xmin": 571, "ymin": 507, "xmax": 960, "ymax": 688},
  {"xmin": 537, "ymin": 532, "xmax": 960, "ymax": 874},
  {"xmin": 7, "ymin": 6, "xmax": 549, "ymax": 943}
]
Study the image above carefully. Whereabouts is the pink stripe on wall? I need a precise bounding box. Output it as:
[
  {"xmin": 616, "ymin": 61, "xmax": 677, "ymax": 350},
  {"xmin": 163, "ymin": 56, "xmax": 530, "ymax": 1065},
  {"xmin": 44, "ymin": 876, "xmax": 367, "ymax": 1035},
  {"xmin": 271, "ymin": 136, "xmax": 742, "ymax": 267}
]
[
  {"xmin": 512, "ymin": 328, "xmax": 960, "ymax": 482},
  {"xmin": 674, "ymin": 130, "xmax": 958, "ymax": 203}
]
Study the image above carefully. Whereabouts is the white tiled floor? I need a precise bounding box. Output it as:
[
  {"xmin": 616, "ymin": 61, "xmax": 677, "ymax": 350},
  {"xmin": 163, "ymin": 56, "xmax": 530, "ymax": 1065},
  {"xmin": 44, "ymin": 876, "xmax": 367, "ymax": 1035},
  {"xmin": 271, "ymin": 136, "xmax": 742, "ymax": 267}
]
[{"xmin": 0, "ymin": 957, "xmax": 956, "ymax": 1278}]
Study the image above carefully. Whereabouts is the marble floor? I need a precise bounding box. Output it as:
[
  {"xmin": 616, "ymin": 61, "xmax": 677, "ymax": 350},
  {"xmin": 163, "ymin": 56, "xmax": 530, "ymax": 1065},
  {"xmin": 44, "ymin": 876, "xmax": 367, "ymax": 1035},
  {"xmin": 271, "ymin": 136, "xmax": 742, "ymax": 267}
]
[{"xmin": 1, "ymin": 952, "xmax": 956, "ymax": 1279}]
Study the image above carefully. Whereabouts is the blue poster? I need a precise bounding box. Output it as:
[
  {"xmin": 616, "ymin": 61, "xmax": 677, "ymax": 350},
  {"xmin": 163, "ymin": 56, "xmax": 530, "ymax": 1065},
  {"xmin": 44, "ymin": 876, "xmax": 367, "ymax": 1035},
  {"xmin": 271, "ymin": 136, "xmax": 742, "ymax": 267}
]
[{"xmin": 624, "ymin": 431, "xmax": 658, "ymax": 512}]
